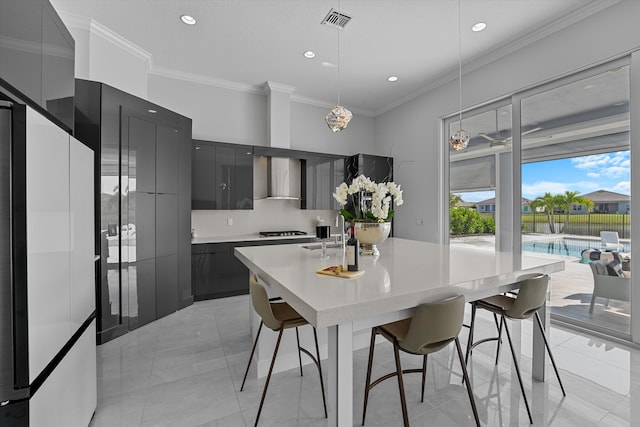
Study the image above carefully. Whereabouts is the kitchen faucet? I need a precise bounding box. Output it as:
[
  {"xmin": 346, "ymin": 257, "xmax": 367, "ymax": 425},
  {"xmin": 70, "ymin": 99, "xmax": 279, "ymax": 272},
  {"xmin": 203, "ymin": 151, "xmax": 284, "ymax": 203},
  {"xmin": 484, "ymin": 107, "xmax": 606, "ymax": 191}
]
[{"xmin": 335, "ymin": 213, "xmax": 346, "ymax": 252}]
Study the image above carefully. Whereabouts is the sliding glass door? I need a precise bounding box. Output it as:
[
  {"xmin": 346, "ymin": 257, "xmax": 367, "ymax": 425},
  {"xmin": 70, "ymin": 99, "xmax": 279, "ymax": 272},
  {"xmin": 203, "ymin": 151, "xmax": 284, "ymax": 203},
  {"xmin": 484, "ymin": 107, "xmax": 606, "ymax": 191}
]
[
  {"xmin": 518, "ymin": 60, "xmax": 630, "ymax": 338},
  {"xmin": 446, "ymin": 57, "xmax": 632, "ymax": 340}
]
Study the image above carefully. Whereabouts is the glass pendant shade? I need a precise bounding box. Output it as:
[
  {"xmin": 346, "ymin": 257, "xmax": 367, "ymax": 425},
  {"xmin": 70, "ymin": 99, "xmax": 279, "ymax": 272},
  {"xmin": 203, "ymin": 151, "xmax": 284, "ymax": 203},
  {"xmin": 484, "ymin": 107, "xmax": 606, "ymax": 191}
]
[
  {"xmin": 449, "ymin": 129, "xmax": 470, "ymax": 152},
  {"xmin": 325, "ymin": 105, "xmax": 353, "ymax": 132}
]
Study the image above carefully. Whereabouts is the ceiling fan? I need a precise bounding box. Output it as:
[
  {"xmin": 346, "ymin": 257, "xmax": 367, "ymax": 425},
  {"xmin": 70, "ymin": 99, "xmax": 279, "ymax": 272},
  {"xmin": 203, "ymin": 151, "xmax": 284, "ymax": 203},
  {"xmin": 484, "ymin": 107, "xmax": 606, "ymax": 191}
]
[{"xmin": 479, "ymin": 110, "xmax": 541, "ymax": 147}]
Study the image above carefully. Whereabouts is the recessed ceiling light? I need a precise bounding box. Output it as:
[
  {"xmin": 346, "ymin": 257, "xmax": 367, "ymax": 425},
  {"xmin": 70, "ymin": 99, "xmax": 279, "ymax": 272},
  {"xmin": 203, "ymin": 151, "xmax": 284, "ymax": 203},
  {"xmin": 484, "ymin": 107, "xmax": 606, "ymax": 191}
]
[
  {"xmin": 180, "ymin": 15, "xmax": 196, "ymax": 25},
  {"xmin": 471, "ymin": 22, "xmax": 487, "ymax": 32},
  {"xmin": 387, "ymin": 76, "xmax": 398, "ymax": 82},
  {"xmin": 303, "ymin": 50, "xmax": 316, "ymax": 59},
  {"xmin": 148, "ymin": 109, "xmax": 157, "ymax": 114}
]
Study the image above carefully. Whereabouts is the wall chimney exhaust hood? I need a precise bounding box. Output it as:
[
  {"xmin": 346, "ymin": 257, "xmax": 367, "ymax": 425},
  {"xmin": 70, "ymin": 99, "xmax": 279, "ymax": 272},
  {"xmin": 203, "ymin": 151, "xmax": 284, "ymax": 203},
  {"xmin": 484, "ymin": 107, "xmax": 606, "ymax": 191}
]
[{"xmin": 267, "ymin": 157, "xmax": 301, "ymax": 200}]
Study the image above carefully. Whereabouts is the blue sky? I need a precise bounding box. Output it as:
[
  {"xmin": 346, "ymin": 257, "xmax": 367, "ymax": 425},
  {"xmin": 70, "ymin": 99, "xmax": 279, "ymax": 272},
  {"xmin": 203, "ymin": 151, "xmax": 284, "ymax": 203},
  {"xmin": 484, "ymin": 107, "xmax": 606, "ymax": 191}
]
[{"xmin": 457, "ymin": 150, "xmax": 630, "ymax": 203}]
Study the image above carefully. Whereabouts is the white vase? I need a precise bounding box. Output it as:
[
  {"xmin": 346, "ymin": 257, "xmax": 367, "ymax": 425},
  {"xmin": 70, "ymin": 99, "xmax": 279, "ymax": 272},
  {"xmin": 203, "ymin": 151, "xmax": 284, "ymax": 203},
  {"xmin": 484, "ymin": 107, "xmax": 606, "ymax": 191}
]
[{"xmin": 355, "ymin": 222, "xmax": 391, "ymax": 256}]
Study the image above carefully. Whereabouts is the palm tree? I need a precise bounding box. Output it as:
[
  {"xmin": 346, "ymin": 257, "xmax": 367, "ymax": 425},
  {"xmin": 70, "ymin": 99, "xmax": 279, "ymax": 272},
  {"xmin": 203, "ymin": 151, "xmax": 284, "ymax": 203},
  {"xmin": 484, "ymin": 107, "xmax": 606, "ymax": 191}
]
[
  {"xmin": 557, "ymin": 190, "xmax": 594, "ymax": 232},
  {"xmin": 530, "ymin": 192, "xmax": 562, "ymax": 233}
]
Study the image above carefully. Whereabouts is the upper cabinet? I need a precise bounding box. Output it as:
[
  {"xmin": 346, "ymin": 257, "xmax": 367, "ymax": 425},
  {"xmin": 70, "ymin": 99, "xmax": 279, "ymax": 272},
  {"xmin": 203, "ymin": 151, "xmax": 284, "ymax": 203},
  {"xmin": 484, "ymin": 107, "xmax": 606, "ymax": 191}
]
[
  {"xmin": 0, "ymin": 0, "xmax": 74, "ymax": 130},
  {"xmin": 192, "ymin": 140, "xmax": 254, "ymax": 210},
  {"xmin": 304, "ymin": 155, "xmax": 344, "ymax": 210},
  {"xmin": 345, "ymin": 153, "xmax": 393, "ymax": 184}
]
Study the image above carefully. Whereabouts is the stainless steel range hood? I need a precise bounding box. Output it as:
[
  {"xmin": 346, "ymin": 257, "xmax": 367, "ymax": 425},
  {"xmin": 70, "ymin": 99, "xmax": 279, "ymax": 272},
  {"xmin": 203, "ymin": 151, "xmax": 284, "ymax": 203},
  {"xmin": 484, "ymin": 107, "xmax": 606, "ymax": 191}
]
[{"xmin": 267, "ymin": 157, "xmax": 301, "ymax": 200}]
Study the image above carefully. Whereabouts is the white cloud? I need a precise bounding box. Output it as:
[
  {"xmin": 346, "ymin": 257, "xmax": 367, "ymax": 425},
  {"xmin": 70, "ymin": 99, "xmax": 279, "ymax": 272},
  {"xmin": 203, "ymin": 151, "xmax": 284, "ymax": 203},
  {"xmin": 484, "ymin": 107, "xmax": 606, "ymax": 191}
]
[
  {"xmin": 611, "ymin": 181, "xmax": 630, "ymax": 194},
  {"xmin": 571, "ymin": 152, "xmax": 630, "ymax": 178},
  {"xmin": 601, "ymin": 166, "xmax": 628, "ymax": 178},
  {"xmin": 522, "ymin": 181, "xmax": 569, "ymax": 199},
  {"xmin": 522, "ymin": 180, "xmax": 598, "ymax": 199}
]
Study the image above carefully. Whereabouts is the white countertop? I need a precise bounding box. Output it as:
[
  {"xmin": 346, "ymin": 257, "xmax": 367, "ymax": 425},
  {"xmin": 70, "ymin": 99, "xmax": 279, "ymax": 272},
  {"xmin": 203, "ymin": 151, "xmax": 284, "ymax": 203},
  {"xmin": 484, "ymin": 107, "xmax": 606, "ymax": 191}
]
[
  {"xmin": 191, "ymin": 233, "xmax": 314, "ymax": 244},
  {"xmin": 234, "ymin": 237, "xmax": 565, "ymax": 328}
]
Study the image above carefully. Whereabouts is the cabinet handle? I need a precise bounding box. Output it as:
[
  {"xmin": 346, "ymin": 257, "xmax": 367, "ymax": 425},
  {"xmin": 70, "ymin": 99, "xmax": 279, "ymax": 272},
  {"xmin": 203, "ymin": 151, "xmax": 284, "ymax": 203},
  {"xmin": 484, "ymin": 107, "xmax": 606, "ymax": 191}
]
[{"xmin": 219, "ymin": 182, "xmax": 227, "ymax": 190}]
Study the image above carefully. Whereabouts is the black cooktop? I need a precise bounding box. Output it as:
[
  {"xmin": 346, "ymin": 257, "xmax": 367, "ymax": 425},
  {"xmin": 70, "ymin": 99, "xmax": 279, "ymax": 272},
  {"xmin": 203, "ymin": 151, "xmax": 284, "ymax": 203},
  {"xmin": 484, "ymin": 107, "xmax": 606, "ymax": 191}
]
[{"xmin": 259, "ymin": 230, "xmax": 308, "ymax": 237}]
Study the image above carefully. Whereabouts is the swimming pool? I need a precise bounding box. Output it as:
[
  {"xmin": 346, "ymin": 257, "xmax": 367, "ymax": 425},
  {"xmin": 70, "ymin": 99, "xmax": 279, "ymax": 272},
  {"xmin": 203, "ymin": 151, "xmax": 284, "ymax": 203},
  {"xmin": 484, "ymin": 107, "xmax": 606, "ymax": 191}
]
[{"xmin": 522, "ymin": 237, "xmax": 630, "ymax": 258}]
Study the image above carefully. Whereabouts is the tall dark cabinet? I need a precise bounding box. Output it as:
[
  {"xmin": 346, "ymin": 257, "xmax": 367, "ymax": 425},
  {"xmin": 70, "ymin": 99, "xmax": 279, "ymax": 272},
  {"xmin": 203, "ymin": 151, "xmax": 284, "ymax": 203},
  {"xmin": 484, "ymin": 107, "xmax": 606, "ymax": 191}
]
[{"xmin": 74, "ymin": 79, "xmax": 192, "ymax": 344}]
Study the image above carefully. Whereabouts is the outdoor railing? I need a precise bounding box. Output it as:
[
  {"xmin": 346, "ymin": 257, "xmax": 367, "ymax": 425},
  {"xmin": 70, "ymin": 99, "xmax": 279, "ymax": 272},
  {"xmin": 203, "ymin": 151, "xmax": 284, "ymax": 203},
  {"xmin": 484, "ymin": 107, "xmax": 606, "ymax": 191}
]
[{"xmin": 521, "ymin": 213, "xmax": 631, "ymax": 238}]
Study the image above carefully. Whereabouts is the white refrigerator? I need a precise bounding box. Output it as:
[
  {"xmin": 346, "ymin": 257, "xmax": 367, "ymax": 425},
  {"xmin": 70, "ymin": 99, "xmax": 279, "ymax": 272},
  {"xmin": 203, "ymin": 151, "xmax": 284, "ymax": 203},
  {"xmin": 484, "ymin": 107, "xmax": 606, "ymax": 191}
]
[{"xmin": 0, "ymin": 98, "xmax": 96, "ymax": 427}]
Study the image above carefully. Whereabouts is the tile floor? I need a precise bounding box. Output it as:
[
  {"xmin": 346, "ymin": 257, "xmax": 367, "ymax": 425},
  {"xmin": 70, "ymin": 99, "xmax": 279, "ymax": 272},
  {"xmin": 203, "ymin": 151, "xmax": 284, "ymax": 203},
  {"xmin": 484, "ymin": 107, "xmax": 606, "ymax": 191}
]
[{"xmin": 90, "ymin": 294, "xmax": 640, "ymax": 427}]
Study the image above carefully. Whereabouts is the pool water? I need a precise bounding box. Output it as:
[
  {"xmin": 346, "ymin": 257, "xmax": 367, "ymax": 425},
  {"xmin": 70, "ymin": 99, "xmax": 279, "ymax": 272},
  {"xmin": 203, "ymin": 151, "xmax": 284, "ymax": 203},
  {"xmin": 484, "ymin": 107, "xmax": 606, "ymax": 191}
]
[{"xmin": 522, "ymin": 237, "xmax": 630, "ymax": 259}]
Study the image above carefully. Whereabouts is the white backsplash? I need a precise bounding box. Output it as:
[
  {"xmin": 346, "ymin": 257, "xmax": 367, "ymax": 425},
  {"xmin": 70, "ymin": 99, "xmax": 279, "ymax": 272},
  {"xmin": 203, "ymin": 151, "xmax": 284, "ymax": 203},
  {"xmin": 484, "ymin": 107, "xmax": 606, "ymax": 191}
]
[{"xmin": 192, "ymin": 199, "xmax": 340, "ymax": 238}]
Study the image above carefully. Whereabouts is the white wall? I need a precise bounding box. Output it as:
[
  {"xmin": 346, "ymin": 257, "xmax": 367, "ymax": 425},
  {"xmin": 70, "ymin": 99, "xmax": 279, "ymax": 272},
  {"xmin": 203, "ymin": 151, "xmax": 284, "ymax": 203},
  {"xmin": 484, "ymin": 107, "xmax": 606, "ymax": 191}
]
[
  {"xmin": 290, "ymin": 102, "xmax": 376, "ymax": 156},
  {"xmin": 376, "ymin": 0, "xmax": 640, "ymax": 243},
  {"xmin": 148, "ymin": 74, "xmax": 268, "ymax": 146},
  {"xmin": 63, "ymin": 16, "xmax": 149, "ymax": 98}
]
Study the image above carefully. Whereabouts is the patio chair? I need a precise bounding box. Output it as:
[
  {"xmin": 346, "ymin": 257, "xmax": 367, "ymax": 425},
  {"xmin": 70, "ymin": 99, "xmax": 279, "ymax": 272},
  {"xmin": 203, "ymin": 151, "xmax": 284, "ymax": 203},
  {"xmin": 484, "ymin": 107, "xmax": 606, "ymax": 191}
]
[
  {"xmin": 600, "ymin": 231, "xmax": 624, "ymax": 251},
  {"xmin": 588, "ymin": 260, "xmax": 630, "ymax": 313}
]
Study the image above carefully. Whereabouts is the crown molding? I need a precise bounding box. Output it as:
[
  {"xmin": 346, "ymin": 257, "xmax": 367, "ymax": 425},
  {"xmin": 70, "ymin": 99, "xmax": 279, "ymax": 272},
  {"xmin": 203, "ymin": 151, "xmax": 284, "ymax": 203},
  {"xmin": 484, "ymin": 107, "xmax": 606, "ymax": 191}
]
[
  {"xmin": 150, "ymin": 66, "xmax": 265, "ymax": 95},
  {"xmin": 290, "ymin": 94, "xmax": 376, "ymax": 117},
  {"xmin": 58, "ymin": 13, "xmax": 154, "ymax": 72},
  {"xmin": 264, "ymin": 81, "xmax": 296, "ymax": 95}
]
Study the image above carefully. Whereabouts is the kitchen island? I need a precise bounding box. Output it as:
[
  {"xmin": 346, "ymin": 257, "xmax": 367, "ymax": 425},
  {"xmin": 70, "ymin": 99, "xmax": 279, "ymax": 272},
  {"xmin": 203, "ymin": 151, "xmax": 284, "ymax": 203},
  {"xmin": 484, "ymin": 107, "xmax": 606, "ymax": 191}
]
[{"xmin": 235, "ymin": 237, "xmax": 565, "ymax": 427}]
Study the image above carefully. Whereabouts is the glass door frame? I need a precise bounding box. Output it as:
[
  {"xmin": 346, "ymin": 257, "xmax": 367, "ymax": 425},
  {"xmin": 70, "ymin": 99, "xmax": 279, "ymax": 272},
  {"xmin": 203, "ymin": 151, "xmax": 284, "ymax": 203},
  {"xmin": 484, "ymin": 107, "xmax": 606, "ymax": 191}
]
[{"xmin": 444, "ymin": 55, "xmax": 639, "ymax": 344}]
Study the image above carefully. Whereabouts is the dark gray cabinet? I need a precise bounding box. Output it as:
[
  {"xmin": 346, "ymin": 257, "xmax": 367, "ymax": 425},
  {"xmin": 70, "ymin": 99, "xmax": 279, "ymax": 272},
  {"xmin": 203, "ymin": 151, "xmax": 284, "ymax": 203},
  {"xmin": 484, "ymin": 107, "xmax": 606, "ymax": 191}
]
[
  {"xmin": 127, "ymin": 115, "xmax": 156, "ymax": 193},
  {"xmin": 157, "ymin": 125, "xmax": 180, "ymax": 194},
  {"xmin": 156, "ymin": 194, "xmax": 178, "ymax": 258},
  {"xmin": 156, "ymin": 254, "xmax": 179, "ymax": 318},
  {"xmin": 134, "ymin": 192, "xmax": 156, "ymax": 262},
  {"xmin": 305, "ymin": 156, "xmax": 344, "ymax": 210},
  {"xmin": 0, "ymin": 0, "xmax": 74, "ymax": 130},
  {"xmin": 192, "ymin": 140, "xmax": 253, "ymax": 210},
  {"xmin": 192, "ymin": 238, "xmax": 313, "ymax": 300},
  {"xmin": 132, "ymin": 258, "xmax": 156, "ymax": 329},
  {"xmin": 74, "ymin": 79, "xmax": 192, "ymax": 344}
]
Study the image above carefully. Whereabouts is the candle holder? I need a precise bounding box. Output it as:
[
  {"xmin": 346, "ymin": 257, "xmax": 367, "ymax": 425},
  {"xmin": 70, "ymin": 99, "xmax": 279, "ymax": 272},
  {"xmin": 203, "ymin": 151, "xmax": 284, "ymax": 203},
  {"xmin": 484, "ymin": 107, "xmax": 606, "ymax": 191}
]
[{"xmin": 315, "ymin": 225, "xmax": 330, "ymax": 259}]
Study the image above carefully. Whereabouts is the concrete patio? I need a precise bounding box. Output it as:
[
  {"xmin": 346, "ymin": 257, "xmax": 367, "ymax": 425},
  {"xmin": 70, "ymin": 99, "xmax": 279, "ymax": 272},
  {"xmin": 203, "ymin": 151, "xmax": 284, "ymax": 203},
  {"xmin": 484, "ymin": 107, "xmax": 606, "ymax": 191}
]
[{"xmin": 450, "ymin": 234, "xmax": 631, "ymax": 336}]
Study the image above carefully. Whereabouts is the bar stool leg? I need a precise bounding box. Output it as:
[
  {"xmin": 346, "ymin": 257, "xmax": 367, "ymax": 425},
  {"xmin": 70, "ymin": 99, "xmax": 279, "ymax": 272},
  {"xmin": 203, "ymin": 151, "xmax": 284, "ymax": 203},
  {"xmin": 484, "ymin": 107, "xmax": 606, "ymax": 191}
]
[
  {"xmin": 421, "ymin": 354, "xmax": 428, "ymax": 403},
  {"xmin": 392, "ymin": 339, "xmax": 409, "ymax": 427},
  {"xmin": 312, "ymin": 327, "xmax": 328, "ymax": 417},
  {"xmin": 502, "ymin": 317, "xmax": 533, "ymax": 424},
  {"xmin": 362, "ymin": 327, "xmax": 378, "ymax": 426},
  {"xmin": 465, "ymin": 303, "xmax": 477, "ymax": 364},
  {"xmin": 241, "ymin": 321, "xmax": 264, "ymax": 391},
  {"xmin": 254, "ymin": 326, "xmax": 285, "ymax": 426},
  {"xmin": 495, "ymin": 315, "xmax": 504, "ymax": 366},
  {"xmin": 534, "ymin": 312, "xmax": 566, "ymax": 396},
  {"xmin": 455, "ymin": 337, "xmax": 480, "ymax": 427},
  {"xmin": 295, "ymin": 327, "xmax": 303, "ymax": 377}
]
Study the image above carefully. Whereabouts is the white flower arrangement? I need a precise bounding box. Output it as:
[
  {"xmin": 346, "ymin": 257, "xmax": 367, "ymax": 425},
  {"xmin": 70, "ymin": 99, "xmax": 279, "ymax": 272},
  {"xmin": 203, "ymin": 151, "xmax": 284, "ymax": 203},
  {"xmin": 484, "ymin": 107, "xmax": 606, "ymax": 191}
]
[{"xmin": 333, "ymin": 175, "xmax": 403, "ymax": 222}]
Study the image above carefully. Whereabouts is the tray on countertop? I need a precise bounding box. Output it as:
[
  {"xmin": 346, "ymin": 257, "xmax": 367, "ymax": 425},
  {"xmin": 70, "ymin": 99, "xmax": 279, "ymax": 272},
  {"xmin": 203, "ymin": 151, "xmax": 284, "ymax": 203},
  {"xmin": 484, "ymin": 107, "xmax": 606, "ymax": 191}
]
[{"xmin": 316, "ymin": 266, "xmax": 364, "ymax": 279}]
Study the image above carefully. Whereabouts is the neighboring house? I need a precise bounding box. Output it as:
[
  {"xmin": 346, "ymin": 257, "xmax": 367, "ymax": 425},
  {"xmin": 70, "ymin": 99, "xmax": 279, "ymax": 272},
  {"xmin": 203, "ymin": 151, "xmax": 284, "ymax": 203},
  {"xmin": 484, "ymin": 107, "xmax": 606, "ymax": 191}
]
[
  {"xmin": 458, "ymin": 200, "xmax": 476, "ymax": 209},
  {"xmin": 577, "ymin": 190, "xmax": 630, "ymax": 214},
  {"xmin": 477, "ymin": 197, "xmax": 532, "ymax": 213}
]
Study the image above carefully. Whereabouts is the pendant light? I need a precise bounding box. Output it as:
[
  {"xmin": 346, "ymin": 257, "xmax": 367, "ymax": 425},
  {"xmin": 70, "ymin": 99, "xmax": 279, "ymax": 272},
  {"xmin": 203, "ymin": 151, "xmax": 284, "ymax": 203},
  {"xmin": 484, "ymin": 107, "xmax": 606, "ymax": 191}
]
[
  {"xmin": 449, "ymin": 0, "xmax": 470, "ymax": 151},
  {"xmin": 325, "ymin": 5, "xmax": 352, "ymax": 132}
]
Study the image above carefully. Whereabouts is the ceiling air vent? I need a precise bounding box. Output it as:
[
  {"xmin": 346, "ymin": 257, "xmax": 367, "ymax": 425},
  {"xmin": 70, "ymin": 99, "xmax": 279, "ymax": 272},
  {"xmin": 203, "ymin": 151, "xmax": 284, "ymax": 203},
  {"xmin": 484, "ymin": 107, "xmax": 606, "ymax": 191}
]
[{"xmin": 321, "ymin": 8, "xmax": 352, "ymax": 30}]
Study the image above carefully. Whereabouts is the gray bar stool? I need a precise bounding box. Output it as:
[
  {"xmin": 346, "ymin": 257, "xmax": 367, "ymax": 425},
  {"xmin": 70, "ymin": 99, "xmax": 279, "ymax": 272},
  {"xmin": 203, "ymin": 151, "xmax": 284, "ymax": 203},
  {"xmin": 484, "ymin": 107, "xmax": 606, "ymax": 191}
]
[
  {"xmin": 464, "ymin": 274, "xmax": 566, "ymax": 424},
  {"xmin": 240, "ymin": 274, "xmax": 327, "ymax": 426},
  {"xmin": 362, "ymin": 295, "xmax": 480, "ymax": 427}
]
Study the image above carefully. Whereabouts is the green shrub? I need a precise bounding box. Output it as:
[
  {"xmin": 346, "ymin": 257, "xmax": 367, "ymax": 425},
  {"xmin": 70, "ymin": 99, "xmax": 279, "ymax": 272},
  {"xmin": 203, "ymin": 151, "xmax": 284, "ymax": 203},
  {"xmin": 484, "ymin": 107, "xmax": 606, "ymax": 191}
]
[{"xmin": 450, "ymin": 207, "xmax": 490, "ymax": 235}]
